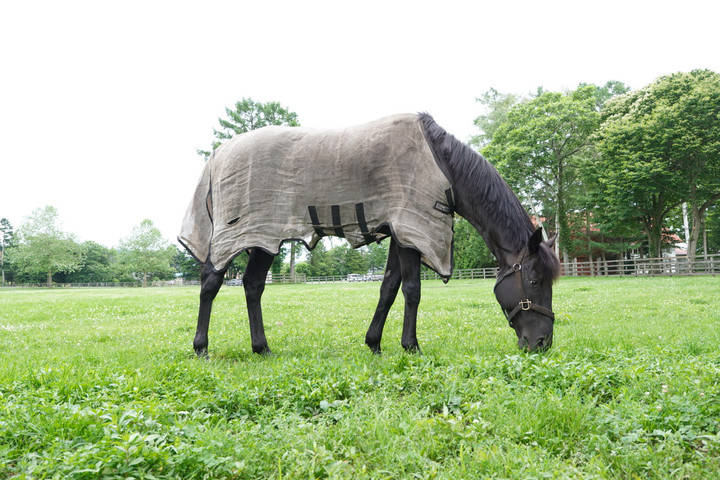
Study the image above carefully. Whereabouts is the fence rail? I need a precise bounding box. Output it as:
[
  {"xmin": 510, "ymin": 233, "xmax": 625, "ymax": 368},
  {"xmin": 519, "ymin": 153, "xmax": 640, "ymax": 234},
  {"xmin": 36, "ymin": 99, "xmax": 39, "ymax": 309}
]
[
  {"xmin": 2, "ymin": 255, "xmax": 717, "ymax": 289},
  {"xmin": 561, "ymin": 254, "xmax": 720, "ymax": 277}
]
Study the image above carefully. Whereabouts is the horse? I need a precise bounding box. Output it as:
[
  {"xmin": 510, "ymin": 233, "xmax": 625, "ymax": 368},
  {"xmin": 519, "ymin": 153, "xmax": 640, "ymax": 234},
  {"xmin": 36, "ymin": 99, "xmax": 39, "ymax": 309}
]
[{"xmin": 179, "ymin": 113, "xmax": 560, "ymax": 356}]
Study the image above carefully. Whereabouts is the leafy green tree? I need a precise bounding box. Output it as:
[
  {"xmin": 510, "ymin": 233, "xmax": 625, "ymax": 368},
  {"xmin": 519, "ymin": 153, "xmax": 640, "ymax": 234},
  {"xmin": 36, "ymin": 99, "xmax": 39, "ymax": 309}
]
[
  {"xmin": 706, "ymin": 205, "xmax": 720, "ymax": 254},
  {"xmin": 581, "ymin": 80, "xmax": 631, "ymax": 110},
  {"xmin": 118, "ymin": 219, "xmax": 175, "ymax": 287},
  {"xmin": 10, "ymin": 206, "xmax": 82, "ymax": 286},
  {"xmin": 363, "ymin": 241, "xmax": 389, "ymax": 274},
  {"xmin": 470, "ymin": 88, "xmax": 521, "ymax": 148},
  {"xmin": 1, "ymin": 218, "xmax": 14, "ymax": 285},
  {"xmin": 483, "ymin": 86, "xmax": 602, "ymax": 261},
  {"xmin": 197, "ymin": 98, "xmax": 300, "ymax": 160},
  {"xmin": 299, "ymin": 241, "xmax": 333, "ymax": 276},
  {"xmin": 173, "ymin": 247, "xmax": 204, "ymax": 281},
  {"xmin": 344, "ymin": 246, "xmax": 368, "ymax": 275},
  {"xmin": 453, "ymin": 218, "xmax": 495, "ymax": 269},
  {"xmin": 595, "ymin": 70, "xmax": 720, "ymax": 259},
  {"xmin": 62, "ymin": 242, "xmax": 116, "ymax": 283}
]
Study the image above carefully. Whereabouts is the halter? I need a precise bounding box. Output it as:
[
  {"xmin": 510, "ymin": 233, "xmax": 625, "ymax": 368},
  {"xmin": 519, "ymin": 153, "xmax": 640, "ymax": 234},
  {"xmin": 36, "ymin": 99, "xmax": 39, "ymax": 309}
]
[{"xmin": 493, "ymin": 247, "xmax": 555, "ymax": 329}]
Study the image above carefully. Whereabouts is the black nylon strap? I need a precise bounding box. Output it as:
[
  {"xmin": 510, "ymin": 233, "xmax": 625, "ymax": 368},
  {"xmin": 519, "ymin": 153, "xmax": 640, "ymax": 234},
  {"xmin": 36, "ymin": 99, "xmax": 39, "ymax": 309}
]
[
  {"xmin": 307, "ymin": 206, "xmax": 324, "ymax": 237},
  {"xmin": 444, "ymin": 188, "xmax": 456, "ymax": 213},
  {"xmin": 504, "ymin": 300, "xmax": 555, "ymax": 327},
  {"xmin": 331, "ymin": 205, "xmax": 344, "ymax": 237},
  {"xmin": 355, "ymin": 203, "xmax": 375, "ymax": 244}
]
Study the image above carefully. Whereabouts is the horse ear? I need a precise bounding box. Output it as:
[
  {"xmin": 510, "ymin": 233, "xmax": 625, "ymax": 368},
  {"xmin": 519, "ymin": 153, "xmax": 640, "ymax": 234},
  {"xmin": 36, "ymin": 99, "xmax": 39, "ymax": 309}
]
[
  {"xmin": 545, "ymin": 232, "xmax": 558, "ymax": 249},
  {"xmin": 528, "ymin": 227, "xmax": 544, "ymax": 254}
]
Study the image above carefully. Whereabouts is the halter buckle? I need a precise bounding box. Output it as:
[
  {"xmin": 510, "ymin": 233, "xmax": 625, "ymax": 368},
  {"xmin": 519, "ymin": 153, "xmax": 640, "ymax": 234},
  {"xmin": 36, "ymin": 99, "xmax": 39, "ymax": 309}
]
[
  {"xmin": 512, "ymin": 263, "xmax": 522, "ymax": 272},
  {"xmin": 519, "ymin": 299, "xmax": 532, "ymax": 311}
]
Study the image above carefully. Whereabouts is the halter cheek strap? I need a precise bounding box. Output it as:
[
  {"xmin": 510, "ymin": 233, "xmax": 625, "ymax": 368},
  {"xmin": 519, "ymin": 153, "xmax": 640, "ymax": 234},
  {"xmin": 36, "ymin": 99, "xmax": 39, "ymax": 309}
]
[{"xmin": 494, "ymin": 248, "xmax": 555, "ymax": 328}]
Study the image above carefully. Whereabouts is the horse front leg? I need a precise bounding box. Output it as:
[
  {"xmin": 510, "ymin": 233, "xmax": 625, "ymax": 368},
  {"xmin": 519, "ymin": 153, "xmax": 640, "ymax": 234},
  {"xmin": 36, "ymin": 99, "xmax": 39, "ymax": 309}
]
[
  {"xmin": 397, "ymin": 245, "xmax": 422, "ymax": 353},
  {"xmin": 365, "ymin": 240, "xmax": 401, "ymax": 354},
  {"xmin": 194, "ymin": 261, "xmax": 226, "ymax": 357},
  {"xmin": 243, "ymin": 249, "xmax": 275, "ymax": 354}
]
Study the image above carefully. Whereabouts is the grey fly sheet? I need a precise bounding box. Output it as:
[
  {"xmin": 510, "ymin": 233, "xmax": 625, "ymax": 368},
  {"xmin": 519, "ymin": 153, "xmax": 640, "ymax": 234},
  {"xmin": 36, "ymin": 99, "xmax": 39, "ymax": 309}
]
[{"xmin": 179, "ymin": 114, "xmax": 456, "ymax": 278}]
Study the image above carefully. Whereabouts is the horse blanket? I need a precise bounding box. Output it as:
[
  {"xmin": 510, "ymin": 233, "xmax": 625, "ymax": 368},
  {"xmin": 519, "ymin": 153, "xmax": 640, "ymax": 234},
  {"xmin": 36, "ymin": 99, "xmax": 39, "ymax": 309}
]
[{"xmin": 178, "ymin": 113, "xmax": 456, "ymax": 278}]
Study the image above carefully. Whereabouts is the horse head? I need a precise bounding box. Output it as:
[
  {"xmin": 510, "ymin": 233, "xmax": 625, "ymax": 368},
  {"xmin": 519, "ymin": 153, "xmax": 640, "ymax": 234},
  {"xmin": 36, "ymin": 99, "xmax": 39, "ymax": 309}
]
[{"xmin": 494, "ymin": 228, "xmax": 560, "ymax": 352}]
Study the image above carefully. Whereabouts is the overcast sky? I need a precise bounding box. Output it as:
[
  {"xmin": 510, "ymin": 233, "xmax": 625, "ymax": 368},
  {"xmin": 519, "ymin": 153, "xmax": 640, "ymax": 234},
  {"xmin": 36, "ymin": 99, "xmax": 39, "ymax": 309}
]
[{"xmin": 2, "ymin": 0, "xmax": 719, "ymax": 248}]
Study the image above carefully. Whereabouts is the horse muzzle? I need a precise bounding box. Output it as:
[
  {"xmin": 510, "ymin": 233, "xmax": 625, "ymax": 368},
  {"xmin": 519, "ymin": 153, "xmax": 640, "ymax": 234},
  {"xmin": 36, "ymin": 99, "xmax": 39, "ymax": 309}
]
[{"xmin": 518, "ymin": 330, "xmax": 553, "ymax": 352}]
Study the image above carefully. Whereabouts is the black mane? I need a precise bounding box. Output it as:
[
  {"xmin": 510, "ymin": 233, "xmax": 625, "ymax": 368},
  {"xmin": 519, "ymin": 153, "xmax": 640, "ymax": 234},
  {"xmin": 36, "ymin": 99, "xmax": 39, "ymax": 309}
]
[{"xmin": 419, "ymin": 113, "xmax": 559, "ymax": 280}]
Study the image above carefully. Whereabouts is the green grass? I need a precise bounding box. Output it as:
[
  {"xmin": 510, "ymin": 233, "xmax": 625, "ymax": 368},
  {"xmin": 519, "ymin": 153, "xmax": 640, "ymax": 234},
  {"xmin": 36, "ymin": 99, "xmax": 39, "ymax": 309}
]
[{"xmin": 1, "ymin": 277, "xmax": 719, "ymax": 479}]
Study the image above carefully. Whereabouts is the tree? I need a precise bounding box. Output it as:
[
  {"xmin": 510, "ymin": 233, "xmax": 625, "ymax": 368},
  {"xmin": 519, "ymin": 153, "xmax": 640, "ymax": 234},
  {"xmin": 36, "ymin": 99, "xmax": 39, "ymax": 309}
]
[
  {"xmin": 595, "ymin": 70, "xmax": 720, "ymax": 259},
  {"xmin": 483, "ymin": 86, "xmax": 602, "ymax": 262},
  {"xmin": 10, "ymin": 206, "xmax": 82, "ymax": 286},
  {"xmin": 1, "ymin": 218, "xmax": 14, "ymax": 285},
  {"xmin": 706, "ymin": 205, "xmax": 720, "ymax": 255},
  {"xmin": 197, "ymin": 98, "xmax": 300, "ymax": 160},
  {"xmin": 453, "ymin": 218, "xmax": 496, "ymax": 269},
  {"xmin": 118, "ymin": 219, "xmax": 174, "ymax": 287},
  {"xmin": 470, "ymin": 88, "xmax": 521, "ymax": 148},
  {"xmin": 64, "ymin": 241, "xmax": 115, "ymax": 283},
  {"xmin": 364, "ymin": 241, "xmax": 390, "ymax": 274},
  {"xmin": 173, "ymin": 247, "xmax": 203, "ymax": 281}
]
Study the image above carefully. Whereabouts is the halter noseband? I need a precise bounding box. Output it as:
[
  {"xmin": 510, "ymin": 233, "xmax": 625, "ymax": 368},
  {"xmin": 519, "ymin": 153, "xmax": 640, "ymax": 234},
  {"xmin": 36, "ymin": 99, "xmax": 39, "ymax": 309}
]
[{"xmin": 494, "ymin": 247, "xmax": 555, "ymax": 329}]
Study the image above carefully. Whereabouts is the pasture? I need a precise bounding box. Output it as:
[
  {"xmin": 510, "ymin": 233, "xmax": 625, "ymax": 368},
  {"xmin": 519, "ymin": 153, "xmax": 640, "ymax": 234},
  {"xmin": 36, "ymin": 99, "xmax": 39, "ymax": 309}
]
[{"xmin": 1, "ymin": 276, "xmax": 719, "ymax": 479}]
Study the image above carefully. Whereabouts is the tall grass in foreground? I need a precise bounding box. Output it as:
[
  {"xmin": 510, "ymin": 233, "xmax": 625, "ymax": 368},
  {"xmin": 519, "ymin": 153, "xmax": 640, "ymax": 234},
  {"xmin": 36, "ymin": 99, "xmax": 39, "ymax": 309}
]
[{"xmin": 0, "ymin": 276, "xmax": 718, "ymax": 479}]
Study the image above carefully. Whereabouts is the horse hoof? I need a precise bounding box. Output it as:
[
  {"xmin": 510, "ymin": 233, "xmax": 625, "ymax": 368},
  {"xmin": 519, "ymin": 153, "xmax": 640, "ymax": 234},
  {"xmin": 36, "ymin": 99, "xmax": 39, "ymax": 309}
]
[
  {"xmin": 253, "ymin": 345, "xmax": 272, "ymax": 355},
  {"xmin": 403, "ymin": 344, "xmax": 422, "ymax": 355}
]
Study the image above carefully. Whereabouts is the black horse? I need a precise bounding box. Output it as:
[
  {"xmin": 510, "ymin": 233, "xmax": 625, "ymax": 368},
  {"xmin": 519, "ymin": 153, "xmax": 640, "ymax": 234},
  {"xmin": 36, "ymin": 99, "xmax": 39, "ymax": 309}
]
[{"xmin": 180, "ymin": 113, "xmax": 560, "ymax": 356}]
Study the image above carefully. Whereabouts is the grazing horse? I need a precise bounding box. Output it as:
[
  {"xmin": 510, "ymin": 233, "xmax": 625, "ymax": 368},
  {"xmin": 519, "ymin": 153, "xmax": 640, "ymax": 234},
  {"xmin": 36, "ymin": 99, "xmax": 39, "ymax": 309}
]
[{"xmin": 179, "ymin": 113, "xmax": 560, "ymax": 356}]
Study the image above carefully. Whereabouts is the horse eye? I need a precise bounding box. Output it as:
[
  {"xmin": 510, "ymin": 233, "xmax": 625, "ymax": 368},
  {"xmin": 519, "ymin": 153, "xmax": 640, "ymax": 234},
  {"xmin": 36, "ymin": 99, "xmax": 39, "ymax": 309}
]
[{"xmin": 529, "ymin": 279, "xmax": 539, "ymax": 287}]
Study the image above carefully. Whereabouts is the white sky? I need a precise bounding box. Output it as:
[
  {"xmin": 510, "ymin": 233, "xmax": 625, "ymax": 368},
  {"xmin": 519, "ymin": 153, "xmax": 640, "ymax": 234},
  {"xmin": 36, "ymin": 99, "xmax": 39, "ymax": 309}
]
[{"xmin": 2, "ymin": 0, "xmax": 719, "ymax": 248}]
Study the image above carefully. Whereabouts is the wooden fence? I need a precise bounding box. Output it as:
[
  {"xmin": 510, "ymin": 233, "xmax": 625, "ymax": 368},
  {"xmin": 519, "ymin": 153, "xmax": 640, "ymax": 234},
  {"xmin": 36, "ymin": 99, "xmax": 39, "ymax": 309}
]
[
  {"xmin": 561, "ymin": 254, "xmax": 720, "ymax": 277},
  {"xmin": 2, "ymin": 255, "xmax": 717, "ymax": 289}
]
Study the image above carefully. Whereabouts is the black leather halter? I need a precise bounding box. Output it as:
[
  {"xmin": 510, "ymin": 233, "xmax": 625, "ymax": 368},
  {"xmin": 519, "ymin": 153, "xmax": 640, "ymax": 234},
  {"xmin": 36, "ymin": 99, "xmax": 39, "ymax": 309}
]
[{"xmin": 494, "ymin": 247, "xmax": 555, "ymax": 328}]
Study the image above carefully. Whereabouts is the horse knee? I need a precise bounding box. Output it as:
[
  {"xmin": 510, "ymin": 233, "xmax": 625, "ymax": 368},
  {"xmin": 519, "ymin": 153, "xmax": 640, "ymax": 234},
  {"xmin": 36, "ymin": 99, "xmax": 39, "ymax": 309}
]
[
  {"xmin": 401, "ymin": 280, "xmax": 421, "ymax": 306},
  {"xmin": 243, "ymin": 279, "xmax": 265, "ymax": 302},
  {"xmin": 200, "ymin": 267, "xmax": 224, "ymax": 300}
]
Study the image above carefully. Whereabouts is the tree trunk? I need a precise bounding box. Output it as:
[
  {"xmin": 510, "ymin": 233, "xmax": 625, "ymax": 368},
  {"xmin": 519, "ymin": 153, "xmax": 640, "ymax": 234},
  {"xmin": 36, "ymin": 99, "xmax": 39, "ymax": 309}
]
[
  {"xmin": 586, "ymin": 213, "xmax": 593, "ymax": 275},
  {"xmin": 47, "ymin": 271, "xmax": 53, "ymax": 288},
  {"xmin": 143, "ymin": 272, "xmax": 148, "ymax": 288},
  {"xmin": 289, "ymin": 242, "xmax": 297, "ymax": 281},
  {"xmin": 687, "ymin": 186, "xmax": 699, "ymax": 264},
  {"xmin": 682, "ymin": 202, "xmax": 691, "ymax": 252},
  {"xmin": 688, "ymin": 188, "xmax": 720, "ymax": 266}
]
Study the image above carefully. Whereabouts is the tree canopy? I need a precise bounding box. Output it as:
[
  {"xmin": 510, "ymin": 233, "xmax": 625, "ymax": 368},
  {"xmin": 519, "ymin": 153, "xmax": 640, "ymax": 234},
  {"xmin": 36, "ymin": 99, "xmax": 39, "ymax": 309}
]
[
  {"xmin": 197, "ymin": 98, "xmax": 300, "ymax": 160},
  {"xmin": 118, "ymin": 219, "xmax": 175, "ymax": 287},
  {"xmin": 594, "ymin": 70, "xmax": 720, "ymax": 258},
  {"xmin": 10, "ymin": 206, "xmax": 82, "ymax": 286},
  {"xmin": 482, "ymin": 85, "xmax": 607, "ymax": 260},
  {"xmin": 478, "ymin": 73, "xmax": 719, "ymax": 264}
]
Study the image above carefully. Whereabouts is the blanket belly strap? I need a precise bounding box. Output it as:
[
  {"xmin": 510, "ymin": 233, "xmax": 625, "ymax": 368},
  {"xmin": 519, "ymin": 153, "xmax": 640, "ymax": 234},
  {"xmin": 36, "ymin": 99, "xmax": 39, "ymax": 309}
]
[
  {"xmin": 307, "ymin": 206, "xmax": 325, "ymax": 238},
  {"xmin": 355, "ymin": 203, "xmax": 376, "ymax": 244},
  {"xmin": 331, "ymin": 205, "xmax": 344, "ymax": 237}
]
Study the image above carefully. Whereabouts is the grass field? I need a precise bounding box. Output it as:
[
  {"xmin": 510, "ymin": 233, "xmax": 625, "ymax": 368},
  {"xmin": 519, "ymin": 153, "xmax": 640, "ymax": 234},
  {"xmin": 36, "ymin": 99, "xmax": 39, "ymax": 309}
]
[{"xmin": 1, "ymin": 276, "xmax": 719, "ymax": 479}]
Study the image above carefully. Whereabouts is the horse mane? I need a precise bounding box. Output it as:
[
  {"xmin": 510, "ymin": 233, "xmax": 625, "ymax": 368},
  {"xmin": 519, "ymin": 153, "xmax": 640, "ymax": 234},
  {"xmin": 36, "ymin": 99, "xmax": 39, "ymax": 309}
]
[{"xmin": 419, "ymin": 113, "xmax": 560, "ymax": 281}]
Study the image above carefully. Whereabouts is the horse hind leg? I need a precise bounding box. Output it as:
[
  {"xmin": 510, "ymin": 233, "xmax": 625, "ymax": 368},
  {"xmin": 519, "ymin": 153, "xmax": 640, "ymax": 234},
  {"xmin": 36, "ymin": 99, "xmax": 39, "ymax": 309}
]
[
  {"xmin": 194, "ymin": 261, "xmax": 226, "ymax": 357},
  {"xmin": 365, "ymin": 240, "xmax": 402, "ymax": 354},
  {"xmin": 243, "ymin": 249, "xmax": 275, "ymax": 354}
]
